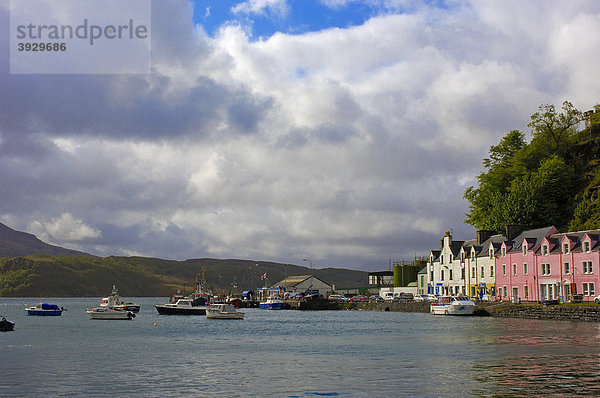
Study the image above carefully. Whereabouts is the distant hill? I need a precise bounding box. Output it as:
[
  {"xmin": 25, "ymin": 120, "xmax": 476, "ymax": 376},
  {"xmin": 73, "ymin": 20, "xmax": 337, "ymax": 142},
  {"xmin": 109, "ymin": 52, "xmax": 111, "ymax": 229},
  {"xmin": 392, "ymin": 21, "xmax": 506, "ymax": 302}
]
[
  {"xmin": 0, "ymin": 222, "xmax": 93, "ymax": 257},
  {"xmin": 0, "ymin": 222, "xmax": 369, "ymax": 297}
]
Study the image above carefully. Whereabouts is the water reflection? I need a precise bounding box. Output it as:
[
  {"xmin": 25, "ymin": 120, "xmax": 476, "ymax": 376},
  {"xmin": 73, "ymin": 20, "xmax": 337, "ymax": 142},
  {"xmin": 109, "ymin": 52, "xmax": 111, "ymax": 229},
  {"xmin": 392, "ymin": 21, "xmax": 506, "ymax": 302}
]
[{"xmin": 472, "ymin": 319, "xmax": 600, "ymax": 396}]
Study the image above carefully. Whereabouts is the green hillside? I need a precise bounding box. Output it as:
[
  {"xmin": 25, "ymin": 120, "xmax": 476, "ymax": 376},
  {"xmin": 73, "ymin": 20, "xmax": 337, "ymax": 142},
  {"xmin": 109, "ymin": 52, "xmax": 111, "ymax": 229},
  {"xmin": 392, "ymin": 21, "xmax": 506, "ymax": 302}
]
[{"xmin": 0, "ymin": 255, "xmax": 368, "ymax": 297}]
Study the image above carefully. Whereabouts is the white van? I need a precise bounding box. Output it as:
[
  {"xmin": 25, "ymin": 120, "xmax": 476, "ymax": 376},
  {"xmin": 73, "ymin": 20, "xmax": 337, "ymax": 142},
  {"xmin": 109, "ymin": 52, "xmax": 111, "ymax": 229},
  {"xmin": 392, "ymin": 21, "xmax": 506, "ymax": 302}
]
[{"xmin": 382, "ymin": 292, "xmax": 395, "ymax": 301}]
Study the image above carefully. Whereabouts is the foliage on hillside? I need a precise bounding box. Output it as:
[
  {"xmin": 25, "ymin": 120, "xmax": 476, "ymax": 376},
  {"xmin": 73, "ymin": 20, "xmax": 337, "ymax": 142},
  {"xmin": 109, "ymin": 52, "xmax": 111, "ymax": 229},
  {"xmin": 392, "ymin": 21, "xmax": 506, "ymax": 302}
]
[
  {"xmin": 464, "ymin": 101, "xmax": 600, "ymax": 232},
  {"xmin": 0, "ymin": 255, "xmax": 368, "ymax": 297}
]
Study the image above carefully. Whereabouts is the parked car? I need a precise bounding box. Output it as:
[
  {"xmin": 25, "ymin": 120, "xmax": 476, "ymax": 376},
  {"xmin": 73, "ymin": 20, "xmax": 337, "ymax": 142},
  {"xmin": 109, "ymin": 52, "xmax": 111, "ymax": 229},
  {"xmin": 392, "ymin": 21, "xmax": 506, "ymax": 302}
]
[
  {"xmin": 302, "ymin": 293, "xmax": 323, "ymax": 301},
  {"xmin": 369, "ymin": 295, "xmax": 383, "ymax": 302},
  {"xmin": 413, "ymin": 294, "xmax": 428, "ymax": 302},
  {"xmin": 328, "ymin": 294, "xmax": 348, "ymax": 302},
  {"xmin": 382, "ymin": 292, "xmax": 396, "ymax": 301},
  {"xmin": 594, "ymin": 294, "xmax": 600, "ymax": 304},
  {"xmin": 425, "ymin": 294, "xmax": 438, "ymax": 302},
  {"xmin": 397, "ymin": 293, "xmax": 414, "ymax": 301},
  {"xmin": 349, "ymin": 295, "xmax": 369, "ymax": 302}
]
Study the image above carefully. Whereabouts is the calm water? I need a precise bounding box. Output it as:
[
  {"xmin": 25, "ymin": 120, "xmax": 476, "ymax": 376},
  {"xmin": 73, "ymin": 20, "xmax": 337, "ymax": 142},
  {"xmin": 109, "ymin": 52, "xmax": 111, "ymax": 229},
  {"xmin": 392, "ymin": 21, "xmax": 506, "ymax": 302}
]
[{"xmin": 2, "ymin": 297, "xmax": 600, "ymax": 397}]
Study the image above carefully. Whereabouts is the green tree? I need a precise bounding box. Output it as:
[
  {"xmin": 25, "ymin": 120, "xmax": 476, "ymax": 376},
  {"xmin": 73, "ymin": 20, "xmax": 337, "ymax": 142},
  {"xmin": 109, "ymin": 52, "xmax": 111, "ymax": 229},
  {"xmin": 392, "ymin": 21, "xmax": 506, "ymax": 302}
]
[{"xmin": 527, "ymin": 100, "xmax": 582, "ymax": 154}]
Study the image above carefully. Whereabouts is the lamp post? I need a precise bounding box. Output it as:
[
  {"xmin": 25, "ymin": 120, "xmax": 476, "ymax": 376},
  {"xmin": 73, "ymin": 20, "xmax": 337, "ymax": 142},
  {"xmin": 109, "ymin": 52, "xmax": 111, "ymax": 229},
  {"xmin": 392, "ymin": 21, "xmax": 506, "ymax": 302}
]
[{"xmin": 303, "ymin": 258, "xmax": 312, "ymax": 270}]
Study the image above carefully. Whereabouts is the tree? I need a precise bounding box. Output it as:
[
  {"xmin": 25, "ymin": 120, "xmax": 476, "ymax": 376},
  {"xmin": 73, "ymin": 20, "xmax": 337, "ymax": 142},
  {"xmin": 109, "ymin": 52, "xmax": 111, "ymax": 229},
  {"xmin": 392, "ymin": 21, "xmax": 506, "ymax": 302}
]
[{"xmin": 527, "ymin": 101, "xmax": 582, "ymax": 153}]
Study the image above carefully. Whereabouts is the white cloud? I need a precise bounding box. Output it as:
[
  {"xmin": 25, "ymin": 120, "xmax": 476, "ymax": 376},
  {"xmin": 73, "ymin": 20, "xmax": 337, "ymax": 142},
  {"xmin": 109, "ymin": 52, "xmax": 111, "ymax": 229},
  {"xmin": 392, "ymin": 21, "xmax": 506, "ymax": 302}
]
[
  {"xmin": 28, "ymin": 213, "xmax": 101, "ymax": 243},
  {"xmin": 2, "ymin": 0, "xmax": 600, "ymax": 268},
  {"xmin": 232, "ymin": 0, "xmax": 289, "ymax": 18}
]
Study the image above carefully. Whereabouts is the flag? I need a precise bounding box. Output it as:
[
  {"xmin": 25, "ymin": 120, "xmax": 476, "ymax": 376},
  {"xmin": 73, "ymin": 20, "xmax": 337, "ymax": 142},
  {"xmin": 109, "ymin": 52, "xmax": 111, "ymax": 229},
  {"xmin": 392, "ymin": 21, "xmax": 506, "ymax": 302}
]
[{"xmin": 260, "ymin": 272, "xmax": 267, "ymax": 280}]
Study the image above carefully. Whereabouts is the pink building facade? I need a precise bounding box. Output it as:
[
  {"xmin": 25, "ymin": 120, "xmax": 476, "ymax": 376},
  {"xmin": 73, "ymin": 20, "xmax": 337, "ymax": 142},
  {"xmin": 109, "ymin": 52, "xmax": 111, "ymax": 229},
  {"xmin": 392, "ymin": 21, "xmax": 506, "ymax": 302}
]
[{"xmin": 495, "ymin": 228, "xmax": 600, "ymax": 303}]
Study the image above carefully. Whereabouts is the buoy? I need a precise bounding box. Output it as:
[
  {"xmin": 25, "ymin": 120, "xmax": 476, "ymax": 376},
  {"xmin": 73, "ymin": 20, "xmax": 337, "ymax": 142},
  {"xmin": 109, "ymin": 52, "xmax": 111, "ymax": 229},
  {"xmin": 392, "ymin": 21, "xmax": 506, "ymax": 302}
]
[{"xmin": 153, "ymin": 323, "xmax": 157, "ymax": 327}]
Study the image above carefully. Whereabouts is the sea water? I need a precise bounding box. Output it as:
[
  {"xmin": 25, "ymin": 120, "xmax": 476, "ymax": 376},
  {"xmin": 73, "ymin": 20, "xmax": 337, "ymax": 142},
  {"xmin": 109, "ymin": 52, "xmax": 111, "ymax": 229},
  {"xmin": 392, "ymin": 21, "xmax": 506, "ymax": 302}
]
[{"xmin": 2, "ymin": 297, "xmax": 600, "ymax": 397}]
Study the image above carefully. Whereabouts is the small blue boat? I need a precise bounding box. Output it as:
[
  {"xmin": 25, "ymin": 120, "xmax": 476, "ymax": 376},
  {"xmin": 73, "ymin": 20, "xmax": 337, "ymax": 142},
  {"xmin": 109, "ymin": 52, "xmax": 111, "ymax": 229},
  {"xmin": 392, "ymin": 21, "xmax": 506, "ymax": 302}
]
[
  {"xmin": 259, "ymin": 297, "xmax": 285, "ymax": 310},
  {"xmin": 26, "ymin": 303, "xmax": 64, "ymax": 316}
]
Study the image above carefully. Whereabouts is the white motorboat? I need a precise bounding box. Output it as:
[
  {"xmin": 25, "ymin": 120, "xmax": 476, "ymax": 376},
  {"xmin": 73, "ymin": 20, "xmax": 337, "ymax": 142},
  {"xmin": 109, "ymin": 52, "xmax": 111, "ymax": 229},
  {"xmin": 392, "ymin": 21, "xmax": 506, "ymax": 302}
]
[
  {"xmin": 430, "ymin": 296, "xmax": 475, "ymax": 315},
  {"xmin": 87, "ymin": 307, "xmax": 135, "ymax": 320},
  {"xmin": 206, "ymin": 304, "xmax": 245, "ymax": 319},
  {"xmin": 99, "ymin": 285, "xmax": 140, "ymax": 313}
]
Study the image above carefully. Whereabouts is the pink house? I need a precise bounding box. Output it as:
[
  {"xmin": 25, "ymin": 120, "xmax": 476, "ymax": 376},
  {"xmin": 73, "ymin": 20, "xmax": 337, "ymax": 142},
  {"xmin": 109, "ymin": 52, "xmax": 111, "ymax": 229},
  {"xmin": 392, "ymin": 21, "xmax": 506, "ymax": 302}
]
[{"xmin": 495, "ymin": 227, "xmax": 600, "ymax": 303}]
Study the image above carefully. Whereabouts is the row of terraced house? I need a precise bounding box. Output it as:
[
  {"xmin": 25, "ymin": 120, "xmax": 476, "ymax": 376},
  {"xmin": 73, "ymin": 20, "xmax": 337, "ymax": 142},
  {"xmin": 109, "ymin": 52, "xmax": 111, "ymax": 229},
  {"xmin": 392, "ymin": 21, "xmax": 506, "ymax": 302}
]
[{"xmin": 423, "ymin": 225, "xmax": 600, "ymax": 303}]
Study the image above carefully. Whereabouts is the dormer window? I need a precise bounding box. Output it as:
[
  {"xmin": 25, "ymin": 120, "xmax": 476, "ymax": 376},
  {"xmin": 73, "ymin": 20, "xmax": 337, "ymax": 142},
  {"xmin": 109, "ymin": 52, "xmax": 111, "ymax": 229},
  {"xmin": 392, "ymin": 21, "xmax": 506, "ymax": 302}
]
[
  {"xmin": 501, "ymin": 247, "xmax": 506, "ymax": 257},
  {"xmin": 584, "ymin": 241, "xmax": 591, "ymax": 253},
  {"xmin": 523, "ymin": 244, "xmax": 527, "ymax": 256},
  {"xmin": 542, "ymin": 244, "xmax": 549, "ymax": 256},
  {"xmin": 563, "ymin": 243, "xmax": 569, "ymax": 254},
  {"xmin": 489, "ymin": 248, "xmax": 494, "ymax": 259}
]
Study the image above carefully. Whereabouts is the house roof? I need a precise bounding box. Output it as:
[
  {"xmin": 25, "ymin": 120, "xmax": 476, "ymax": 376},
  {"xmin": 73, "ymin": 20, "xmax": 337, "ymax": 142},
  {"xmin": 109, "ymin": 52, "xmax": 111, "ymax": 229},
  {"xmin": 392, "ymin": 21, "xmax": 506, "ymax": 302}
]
[{"xmin": 273, "ymin": 275, "xmax": 332, "ymax": 288}]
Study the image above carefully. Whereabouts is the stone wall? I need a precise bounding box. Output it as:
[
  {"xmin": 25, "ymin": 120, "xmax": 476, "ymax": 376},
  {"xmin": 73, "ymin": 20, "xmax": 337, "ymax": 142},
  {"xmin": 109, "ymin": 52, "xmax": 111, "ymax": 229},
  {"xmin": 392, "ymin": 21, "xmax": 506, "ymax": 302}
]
[{"xmin": 480, "ymin": 303, "xmax": 600, "ymax": 322}]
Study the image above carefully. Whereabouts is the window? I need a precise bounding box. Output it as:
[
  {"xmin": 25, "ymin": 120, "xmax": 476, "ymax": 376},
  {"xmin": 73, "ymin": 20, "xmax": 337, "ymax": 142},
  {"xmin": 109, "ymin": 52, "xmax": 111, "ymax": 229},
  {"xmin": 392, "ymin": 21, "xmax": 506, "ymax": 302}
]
[
  {"xmin": 460, "ymin": 253, "xmax": 465, "ymax": 263},
  {"xmin": 513, "ymin": 264, "xmax": 517, "ymax": 275},
  {"xmin": 524, "ymin": 285, "xmax": 529, "ymax": 298},
  {"xmin": 542, "ymin": 245, "xmax": 549, "ymax": 255},
  {"xmin": 584, "ymin": 241, "xmax": 591, "ymax": 253},
  {"xmin": 450, "ymin": 254, "xmax": 453, "ymax": 262},
  {"xmin": 541, "ymin": 263, "xmax": 551, "ymax": 276},
  {"xmin": 583, "ymin": 261, "xmax": 593, "ymax": 274},
  {"xmin": 472, "ymin": 267, "xmax": 476, "ymax": 277},
  {"xmin": 583, "ymin": 283, "xmax": 595, "ymax": 296},
  {"xmin": 461, "ymin": 268, "xmax": 465, "ymax": 279},
  {"xmin": 523, "ymin": 244, "xmax": 527, "ymax": 256},
  {"xmin": 471, "ymin": 251, "xmax": 475, "ymax": 260},
  {"xmin": 564, "ymin": 262, "xmax": 570, "ymax": 275},
  {"xmin": 563, "ymin": 243, "xmax": 569, "ymax": 254},
  {"xmin": 490, "ymin": 266, "xmax": 494, "ymax": 277},
  {"xmin": 441, "ymin": 270, "xmax": 444, "ymax": 280},
  {"xmin": 523, "ymin": 263, "xmax": 528, "ymax": 275},
  {"xmin": 503, "ymin": 286, "xmax": 507, "ymax": 297},
  {"xmin": 481, "ymin": 267, "xmax": 485, "ymax": 278},
  {"xmin": 489, "ymin": 248, "xmax": 494, "ymax": 259},
  {"xmin": 502, "ymin": 264, "xmax": 506, "ymax": 276},
  {"xmin": 450, "ymin": 269, "xmax": 453, "ymax": 280},
  {"xmin": 502, "ymin": 247, "xmax": 506, "ymax": 257},
  {"xmin": 430, "ymin": 270, "xmax": 434, "ymax": 280}
]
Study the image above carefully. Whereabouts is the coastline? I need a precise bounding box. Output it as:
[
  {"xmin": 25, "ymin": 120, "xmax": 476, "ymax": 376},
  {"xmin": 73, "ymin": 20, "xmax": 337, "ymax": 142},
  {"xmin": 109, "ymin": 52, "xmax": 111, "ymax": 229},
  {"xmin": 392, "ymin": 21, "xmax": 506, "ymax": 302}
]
[{"xmin": 291, "ymin": 299, "xmax": 600, "ymax": 322}]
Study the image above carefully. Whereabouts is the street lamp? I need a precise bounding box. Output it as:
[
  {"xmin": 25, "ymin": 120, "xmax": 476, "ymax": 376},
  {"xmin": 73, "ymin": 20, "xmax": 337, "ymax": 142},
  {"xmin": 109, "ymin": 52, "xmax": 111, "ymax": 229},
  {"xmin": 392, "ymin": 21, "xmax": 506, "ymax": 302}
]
[{"xmin": 302, "ymin": 258, "xmax": 312, "ymax": 269}]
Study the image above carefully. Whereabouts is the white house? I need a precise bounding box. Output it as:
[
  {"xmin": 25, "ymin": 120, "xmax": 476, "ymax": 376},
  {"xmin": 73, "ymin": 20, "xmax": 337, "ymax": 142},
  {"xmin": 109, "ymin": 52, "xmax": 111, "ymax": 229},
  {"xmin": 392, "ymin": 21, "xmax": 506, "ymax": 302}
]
[{"xmin": 272, "ymin": 275, "xmax": 334, "ymax": 296}]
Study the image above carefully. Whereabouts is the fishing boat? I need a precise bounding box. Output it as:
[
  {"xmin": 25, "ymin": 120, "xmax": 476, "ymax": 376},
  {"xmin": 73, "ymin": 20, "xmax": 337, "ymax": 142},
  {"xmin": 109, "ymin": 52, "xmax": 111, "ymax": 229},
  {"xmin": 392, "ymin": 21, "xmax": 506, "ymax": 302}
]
[
  {"xmin": 155, "ymin": 272, "xmax": 211, "ymax": 315},
  {"xmin": 206, "ymin": 304, "xmax": 245, "ymax": 319},
  {"xmin": 26, "ymin": 303, "xmax": 64, "ymax": 316},
  {"xmin": 430, "ymin": 296, "xmax": 475, "ymax": 315},
  {"xmin": 87, "ymin": 307, "xmax": 135, "ymax": 320},
  {"xmin": 0, "ymin": 316, "xmax": 15, "ymax": 332},
  {"xmin": 259, "ymin": 296, "xmax": 285, "ymax": 310},
  {"xmin": 155, "ymin": 298, "xmax": 208, "ymax": 315},
  {"xmin": 99, "ymin": 285, "xmax": 140, "ymax": 313}
]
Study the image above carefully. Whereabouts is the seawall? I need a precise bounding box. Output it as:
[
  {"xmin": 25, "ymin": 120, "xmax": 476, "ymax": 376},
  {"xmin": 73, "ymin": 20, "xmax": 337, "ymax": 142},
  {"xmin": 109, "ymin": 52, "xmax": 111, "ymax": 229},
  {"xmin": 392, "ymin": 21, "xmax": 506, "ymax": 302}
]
[{"xmin": 291, "ymin": 299, "xmax": 600, "ymax": 321}]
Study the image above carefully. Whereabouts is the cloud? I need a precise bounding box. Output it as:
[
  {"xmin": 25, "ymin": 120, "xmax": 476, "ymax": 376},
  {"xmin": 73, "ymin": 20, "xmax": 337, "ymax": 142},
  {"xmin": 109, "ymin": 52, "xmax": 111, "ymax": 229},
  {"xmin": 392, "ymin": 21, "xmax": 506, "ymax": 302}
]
[
  {"xmin": 28, "ymin": 213, "xmax": 101, "ymax": 243},
  {"xmin": 232, "ymin": 0, "xmax": 289, "ymax": 18},
  {"xmin": 1, "ymin": 0, "xmax": 599, "ymax": 269}
]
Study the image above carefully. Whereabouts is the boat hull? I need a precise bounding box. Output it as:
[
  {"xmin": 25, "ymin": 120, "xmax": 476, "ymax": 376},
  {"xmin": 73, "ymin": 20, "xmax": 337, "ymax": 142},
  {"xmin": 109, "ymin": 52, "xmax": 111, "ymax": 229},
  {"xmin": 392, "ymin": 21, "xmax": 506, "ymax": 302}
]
[
  {"xmin": 0, "ymin": 318, "xmax": 15, "ymax": 332},
  {"xmin": 259, "ymin": 302, "xmax": 285, "ymax": 310},
  {"xmin": 430, "ymin": 303, "xmax": 475, "ymax": 315},
  {"xmin": 154, "ymin": 305, "xmax": 207, "ymax": 315},
  {"xmin": 87, "ymin": 309, "xmax": 135, "ymax": 320},
  {"xmin": 26, "ymin": 309, "xmax": 62, "ymax": 316}
]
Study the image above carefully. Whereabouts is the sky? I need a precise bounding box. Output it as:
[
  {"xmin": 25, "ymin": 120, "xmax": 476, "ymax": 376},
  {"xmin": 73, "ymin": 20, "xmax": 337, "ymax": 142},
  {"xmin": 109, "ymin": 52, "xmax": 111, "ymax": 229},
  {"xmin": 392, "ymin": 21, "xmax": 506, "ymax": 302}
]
[{"xmin": 1, "ymin": 0, "xmax": 599, "ymax": 270}]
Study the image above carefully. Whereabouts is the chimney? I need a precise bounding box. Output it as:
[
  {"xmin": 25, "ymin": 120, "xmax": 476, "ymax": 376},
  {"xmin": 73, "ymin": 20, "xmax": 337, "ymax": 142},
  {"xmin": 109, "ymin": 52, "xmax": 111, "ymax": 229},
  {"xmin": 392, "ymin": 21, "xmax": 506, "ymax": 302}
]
[
  {"xmin": 476, "ymin": 230, "xmax": 494, "ymax": 245},
  {"xmin": 505, "ymin": 225, "xmax": 523, "ymax": 242}
]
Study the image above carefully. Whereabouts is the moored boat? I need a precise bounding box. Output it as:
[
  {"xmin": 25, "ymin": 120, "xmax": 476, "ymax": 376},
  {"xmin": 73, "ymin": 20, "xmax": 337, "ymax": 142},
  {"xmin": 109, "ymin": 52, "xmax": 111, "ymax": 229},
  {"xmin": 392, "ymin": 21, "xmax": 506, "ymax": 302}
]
[
  {"xmin": 430, "ymin": 296, "xmax": 475, "ymax": 315},
  {"xmin": 155, "ymin": 298, "xmax": 208, "ymax": 315},
  {"xmin": 0, "ymin": 316, "xmax": 15, "ymax": 332},
  {"xmin": 26, "ymin": 303, "xmax": 64, "ymax": 316},
  {"xmin": 259, "ymin": 296, "xmax": 285, "ymax": 310},
  {"xmin": 206, "ymin": 304, "xmax": 245, "ymax": 319},
  {"xmin": 99, "ymin": 285, "xmax": 140, "ymax": 313},
  {"xmin": 87, "ymin": 307, "xmax": 135, "ymax": 320}
]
